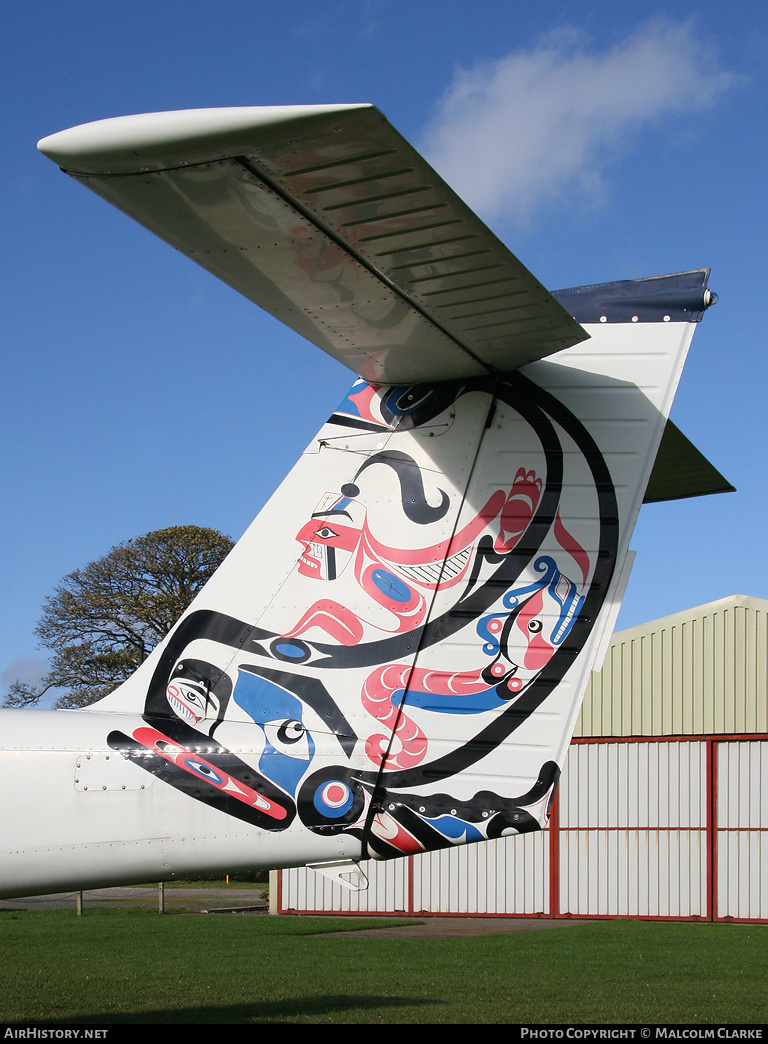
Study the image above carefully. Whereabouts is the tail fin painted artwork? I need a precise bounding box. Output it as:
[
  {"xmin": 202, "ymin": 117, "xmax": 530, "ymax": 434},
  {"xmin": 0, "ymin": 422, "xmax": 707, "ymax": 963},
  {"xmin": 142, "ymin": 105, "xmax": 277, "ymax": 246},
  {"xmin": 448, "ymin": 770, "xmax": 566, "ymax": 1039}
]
[{"xmin": 0, "ymin": 106, "xmax": 731, "ymax": 897}]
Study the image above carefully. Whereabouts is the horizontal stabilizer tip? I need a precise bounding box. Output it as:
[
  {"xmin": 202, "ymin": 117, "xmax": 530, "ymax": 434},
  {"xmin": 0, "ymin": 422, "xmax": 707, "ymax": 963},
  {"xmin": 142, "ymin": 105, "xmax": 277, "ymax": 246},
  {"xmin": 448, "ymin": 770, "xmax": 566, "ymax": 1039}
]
[
  {"xmin": 644, "ymin": 420, "xmax": 735, "ymax": 503},
  {"xmin": 37, "ymin": 105, "xmax": 374, "ymax": 175}
]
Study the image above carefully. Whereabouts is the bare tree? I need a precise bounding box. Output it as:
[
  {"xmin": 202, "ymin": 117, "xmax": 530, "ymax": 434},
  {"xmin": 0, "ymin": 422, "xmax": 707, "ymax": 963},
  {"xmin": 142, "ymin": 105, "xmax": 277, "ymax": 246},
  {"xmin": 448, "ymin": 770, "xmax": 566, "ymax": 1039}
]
[{"xmin": 4, "ymin": 526, "xmax": 234, "ymax": 709}]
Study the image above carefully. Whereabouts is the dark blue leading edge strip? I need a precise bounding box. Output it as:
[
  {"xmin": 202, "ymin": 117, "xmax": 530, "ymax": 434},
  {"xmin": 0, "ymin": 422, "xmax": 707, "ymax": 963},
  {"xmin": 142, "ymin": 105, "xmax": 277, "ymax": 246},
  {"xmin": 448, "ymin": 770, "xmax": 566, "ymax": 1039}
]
[{"xmin": 552, "ymin": 269, "xmax": 713, "ymax": 324}]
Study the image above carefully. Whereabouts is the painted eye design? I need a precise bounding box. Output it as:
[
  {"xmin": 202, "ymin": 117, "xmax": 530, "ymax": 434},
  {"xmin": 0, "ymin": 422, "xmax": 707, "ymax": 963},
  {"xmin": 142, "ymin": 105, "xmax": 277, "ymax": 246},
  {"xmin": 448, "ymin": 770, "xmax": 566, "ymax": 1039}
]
[
  {"xmin": 528, "ymin": 619, "xmax": 543, "ymax": 633},
  {"xmin": 277, "ymin": 720, "xmax": 305, "ymax": 744},
  {"xmin": 263, "ymin": 719, "xmax": 310, "ymax": 760},
  {"xmin": 166, "ymin": 682, "xmax": 207, "ymax": 723},
  {"xmin": 314, "ymin": 526, "xmax": 338, "ymax": 539},
  {"xmin": 182, "ymin": 757, "xmax": 224, "ymax": 786}
]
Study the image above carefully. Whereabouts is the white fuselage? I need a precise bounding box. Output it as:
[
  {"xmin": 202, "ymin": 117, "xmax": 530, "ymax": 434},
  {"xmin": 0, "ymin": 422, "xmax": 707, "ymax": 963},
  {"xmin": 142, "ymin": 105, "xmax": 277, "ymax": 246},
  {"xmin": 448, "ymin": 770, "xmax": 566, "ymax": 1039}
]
[{"xmin": 0, "ymin": 709, "xmax": 361, "ymax": 898}]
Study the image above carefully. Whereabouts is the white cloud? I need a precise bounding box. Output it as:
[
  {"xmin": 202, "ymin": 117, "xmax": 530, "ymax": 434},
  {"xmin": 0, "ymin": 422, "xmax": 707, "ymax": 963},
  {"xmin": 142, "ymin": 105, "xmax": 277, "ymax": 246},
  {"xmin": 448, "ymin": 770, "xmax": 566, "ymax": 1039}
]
[{"xmin": 421, "ymin": 20, "xmax": 733, "ymax": 226}]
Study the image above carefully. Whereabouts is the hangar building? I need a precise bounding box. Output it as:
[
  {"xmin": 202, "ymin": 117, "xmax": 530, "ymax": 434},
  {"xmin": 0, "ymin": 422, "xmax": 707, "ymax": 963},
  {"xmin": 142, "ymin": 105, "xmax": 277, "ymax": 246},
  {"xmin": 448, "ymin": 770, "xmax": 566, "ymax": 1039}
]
[{"xmin": 276, "ymin": 594, "xmax": 768, "ymax": 922}]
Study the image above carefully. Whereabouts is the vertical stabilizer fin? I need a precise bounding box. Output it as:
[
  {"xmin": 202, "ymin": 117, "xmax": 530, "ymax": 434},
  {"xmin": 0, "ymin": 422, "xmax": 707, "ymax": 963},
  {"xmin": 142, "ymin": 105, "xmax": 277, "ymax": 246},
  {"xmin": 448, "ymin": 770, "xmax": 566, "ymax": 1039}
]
[{"xmin": 85, "ymin": 298, "xmax": 702, "ymax": 866}]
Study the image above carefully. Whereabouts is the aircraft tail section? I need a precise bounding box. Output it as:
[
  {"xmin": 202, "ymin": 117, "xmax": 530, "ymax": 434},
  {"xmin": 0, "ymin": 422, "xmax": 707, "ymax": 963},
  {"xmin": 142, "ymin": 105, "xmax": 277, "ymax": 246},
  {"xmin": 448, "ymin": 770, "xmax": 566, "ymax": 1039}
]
[
  {"xmin": 1, "ymin": 105, "xmax": 729, "ymax": 897},
  {"xmin": 86, "ymin": 272, "xmax": 714, "ymax": 863},
  {"xmin": 0, "ymin": 269, "xmax": 723, "ymax": 895}
]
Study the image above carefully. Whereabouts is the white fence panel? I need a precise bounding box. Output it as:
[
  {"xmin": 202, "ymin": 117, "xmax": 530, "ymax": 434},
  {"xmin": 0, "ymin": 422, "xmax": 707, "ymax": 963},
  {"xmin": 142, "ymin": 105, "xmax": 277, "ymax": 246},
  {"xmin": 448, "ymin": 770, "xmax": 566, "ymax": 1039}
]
[
  {"xmin": 717, "ymin": 740, "xmax": 768, "ymax": 920},
  {"xmin": 280, "ymin": 855, "xmax": 408, "ymax": 913},
  {"xmin": 410, "ymin": 831, "xmax": 549, "ymax": 914},
  {"xmin": 558, "ymin": 740, "xmax": 707, "ymax": 917},
  {"xmin": 278, "ymin": 737, "xmax": 767, "ymax": 922}
]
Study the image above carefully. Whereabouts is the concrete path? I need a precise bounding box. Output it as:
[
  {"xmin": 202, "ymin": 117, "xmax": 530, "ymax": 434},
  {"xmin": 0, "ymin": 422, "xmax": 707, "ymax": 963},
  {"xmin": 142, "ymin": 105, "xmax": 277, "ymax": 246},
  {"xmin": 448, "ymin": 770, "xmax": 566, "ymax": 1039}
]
[
  {"xmin": 326, "ymin": 916, "xmax": 593, "ymax": 938},
  {"xmin": 0, "ymin": 887, "xmax": 596, "ymax": 936},
  {"xmin": 0, "ymin": 886, "xmax": 267, "ymax": 914}
]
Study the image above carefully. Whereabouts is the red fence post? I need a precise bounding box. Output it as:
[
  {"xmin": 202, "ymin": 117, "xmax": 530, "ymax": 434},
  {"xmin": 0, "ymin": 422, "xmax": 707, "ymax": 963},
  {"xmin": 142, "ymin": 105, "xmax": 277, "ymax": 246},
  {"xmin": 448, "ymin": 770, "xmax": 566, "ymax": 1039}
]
[
  {"xmin": 706, "ymin": 738, "xmax": 718, "ymax": 922},
  {"xmin": 549, "ymin": 784, "xmax": 560, "ymax": 918}
]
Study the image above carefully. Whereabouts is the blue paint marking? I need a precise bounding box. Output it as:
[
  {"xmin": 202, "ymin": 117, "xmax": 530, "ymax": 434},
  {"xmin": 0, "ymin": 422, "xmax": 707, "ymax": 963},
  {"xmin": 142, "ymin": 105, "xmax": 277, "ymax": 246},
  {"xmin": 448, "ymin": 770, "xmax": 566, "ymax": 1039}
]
[
  {"xmin": 182, "ymin": 757, "xmax": 223, "ymax": 786},
  {"xmin": 335, "ymin": 384, "xmax": 365, "ymax": 419},
  {"xmin": 313, "ymin": 781, "xmax": 354, "ymax": 818},
  {"xmin": 427, "ymin": 815, "xmax": 484, "ymax": 843},
  {"xmin": 371, "ymin": 568, "xmax": 411, "ymax": 603},
  {"xmin": 233, "ymin": 669, "xmax": 314, "ymax": 795},
  {"xmin": 273, "ymin": 642, "xmax": 306, "ymax": 659},
  {"xmin": 391, "ymin": 686, "xmax": 503, "ymax": 715},
  {"xmin": 385, "ymin": 386, "xmax": 433, "ymax": 415},
  {"xmin": 233, "ymin": 670, "xmax": 301, "ymax": 724}
]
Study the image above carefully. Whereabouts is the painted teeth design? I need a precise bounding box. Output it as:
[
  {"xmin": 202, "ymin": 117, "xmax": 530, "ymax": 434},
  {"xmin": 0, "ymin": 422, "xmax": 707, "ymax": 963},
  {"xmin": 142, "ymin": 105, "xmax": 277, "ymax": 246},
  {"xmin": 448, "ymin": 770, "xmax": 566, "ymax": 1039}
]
[
  {"xmin": 551, "ymin": 596, "xmax": 581, "ymax": 644},
  {"xmin": 299, "ymin": 544, "xmax": 322, "ymax": 569},
  {"xmin": 166, "ymin": 692, "xmax": 199, "ymax": 724},
  {"xmin": 398, "ymin": 548, "xmax": 470, "ymax": 584}
]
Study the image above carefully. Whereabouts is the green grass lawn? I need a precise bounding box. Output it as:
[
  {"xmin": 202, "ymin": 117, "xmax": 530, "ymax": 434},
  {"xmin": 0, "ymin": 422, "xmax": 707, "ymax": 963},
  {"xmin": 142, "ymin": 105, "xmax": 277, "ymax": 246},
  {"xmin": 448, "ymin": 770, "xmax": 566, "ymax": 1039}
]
[{"xmin": 0, "ymin": 910, "xmax": 765, "ymax": 1024}]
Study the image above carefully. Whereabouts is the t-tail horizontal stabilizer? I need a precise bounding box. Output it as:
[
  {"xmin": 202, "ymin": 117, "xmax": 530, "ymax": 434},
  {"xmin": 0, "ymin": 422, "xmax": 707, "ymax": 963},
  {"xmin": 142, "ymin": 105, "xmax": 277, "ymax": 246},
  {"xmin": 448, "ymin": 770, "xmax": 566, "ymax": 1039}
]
[
  {"xmin": 0, "ymin": 107, "xmax": 728, "ymax": 898},
  {"xmin": 38, "ymin": 105, "xmax": 588, "ymax": 384}
]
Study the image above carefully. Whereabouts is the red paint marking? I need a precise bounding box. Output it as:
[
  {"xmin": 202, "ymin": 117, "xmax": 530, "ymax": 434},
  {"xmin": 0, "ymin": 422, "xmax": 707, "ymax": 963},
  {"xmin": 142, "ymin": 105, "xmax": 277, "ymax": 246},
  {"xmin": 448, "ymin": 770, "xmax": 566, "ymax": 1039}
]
[
  {"xmin": 132, "ymin": 726, "xmax": 287, "ymax": 820},
  {"xmin": 554, "ymin": 510, "xmax": 590, "ymax": 585}
]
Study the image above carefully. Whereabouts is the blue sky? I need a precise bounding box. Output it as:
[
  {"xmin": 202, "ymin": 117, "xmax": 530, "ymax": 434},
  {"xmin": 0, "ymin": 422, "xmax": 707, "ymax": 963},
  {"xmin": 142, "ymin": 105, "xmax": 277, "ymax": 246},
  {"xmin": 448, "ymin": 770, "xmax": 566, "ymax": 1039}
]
[{"xmin": 2, "ymin": 1, "xmax": 766, "ymax": 701}]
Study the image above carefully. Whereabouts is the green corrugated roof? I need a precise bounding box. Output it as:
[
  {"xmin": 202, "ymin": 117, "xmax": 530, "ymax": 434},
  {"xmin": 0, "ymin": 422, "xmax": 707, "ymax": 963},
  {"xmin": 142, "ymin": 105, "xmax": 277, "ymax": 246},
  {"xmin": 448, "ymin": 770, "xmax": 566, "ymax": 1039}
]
[{"xmin": 577, "ymin": 595, "xmax": 768, "ymax": 737}]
